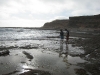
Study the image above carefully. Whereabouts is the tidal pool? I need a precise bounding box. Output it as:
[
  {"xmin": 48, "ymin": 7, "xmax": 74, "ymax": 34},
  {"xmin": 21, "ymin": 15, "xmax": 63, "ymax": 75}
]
[{"xmin": 0, "ymin": 47, "xmax": 86, "ymax": 75}]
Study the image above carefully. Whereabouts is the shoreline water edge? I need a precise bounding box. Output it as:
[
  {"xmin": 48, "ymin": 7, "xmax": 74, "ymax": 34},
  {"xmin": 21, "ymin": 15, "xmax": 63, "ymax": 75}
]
[{"xmin": 0, "ymin": 27, "xmax": 100, "ymax": 75}]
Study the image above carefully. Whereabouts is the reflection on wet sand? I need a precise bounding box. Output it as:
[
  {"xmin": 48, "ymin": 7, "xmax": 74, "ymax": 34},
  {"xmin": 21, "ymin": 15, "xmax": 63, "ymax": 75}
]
[
  {"xmin": 59, "ymin": 40, "xmax": 68, "ymax": 58},
  {"xmin": 59, "ymin": 40, "xmax": 72, "ymax": 70}
]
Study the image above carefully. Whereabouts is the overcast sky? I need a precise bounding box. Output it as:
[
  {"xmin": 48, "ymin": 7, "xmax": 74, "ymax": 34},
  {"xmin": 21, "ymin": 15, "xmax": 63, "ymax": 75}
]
[{"xmin": 0, "ymin": 0, "xmax": 100, "ymax": 27}]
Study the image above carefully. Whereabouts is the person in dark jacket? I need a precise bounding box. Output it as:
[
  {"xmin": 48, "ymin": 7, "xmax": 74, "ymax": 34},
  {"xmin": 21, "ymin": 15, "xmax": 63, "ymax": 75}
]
[
  {"xmin": 60, "ymin": 29, "xmax": 64, "ymax": 40},
  {"xmin": 65, "ymin": 29, "xmax": 69, "ymax": 42}
]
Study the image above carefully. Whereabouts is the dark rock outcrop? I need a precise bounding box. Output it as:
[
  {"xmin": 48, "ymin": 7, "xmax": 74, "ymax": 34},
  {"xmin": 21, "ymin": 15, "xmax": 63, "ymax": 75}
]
[
  {"xmin": 0, "ymin": 50, "xmax": 10, "ymax": 56},
  {"xmin": 23, "ymin": 51, "xmax": 33, "ymax": 60}
]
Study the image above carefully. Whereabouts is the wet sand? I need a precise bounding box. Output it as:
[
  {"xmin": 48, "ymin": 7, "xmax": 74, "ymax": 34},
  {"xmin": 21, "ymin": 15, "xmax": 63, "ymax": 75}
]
[
  {"xmin": 0, "ymin": 39, "xmax": 86, "ymax": 75},
  {"xmin": 1, "ymin": 28, "xmax": 98, "ymax": 75}
]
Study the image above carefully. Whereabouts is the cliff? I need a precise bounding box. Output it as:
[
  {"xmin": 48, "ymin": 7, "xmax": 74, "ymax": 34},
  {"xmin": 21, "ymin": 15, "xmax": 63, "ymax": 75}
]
[
  {"xmin": 42, "ymin": 19, "xmax": 69, "ymax": 29},
  {"xmin": 69, "ymin": 14, "xmax": 100, "ymax": 28},
  {"xmin": 42, "ymin": 14, "xmax": 100, "ymax": 29}
]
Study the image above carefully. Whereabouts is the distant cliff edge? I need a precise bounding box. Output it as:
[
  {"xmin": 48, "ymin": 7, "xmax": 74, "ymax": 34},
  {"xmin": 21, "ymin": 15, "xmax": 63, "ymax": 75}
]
[
  {"xmin": 42, "ymin": 19, "xmax": 69, "ymax": 29},
  {"xmin": 42, "ymin": 14, "xmax": 100, "ymax": 30}
]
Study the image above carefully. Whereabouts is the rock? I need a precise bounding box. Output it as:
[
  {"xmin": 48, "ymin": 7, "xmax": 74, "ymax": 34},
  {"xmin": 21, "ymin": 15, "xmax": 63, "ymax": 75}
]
[
  {"xmin": 23, "ymin": 51, "xmax": 33, "ymax": 60},
  {"xmin": 0, "ymin": 50, "xmax": 10, "ymax": 56}
]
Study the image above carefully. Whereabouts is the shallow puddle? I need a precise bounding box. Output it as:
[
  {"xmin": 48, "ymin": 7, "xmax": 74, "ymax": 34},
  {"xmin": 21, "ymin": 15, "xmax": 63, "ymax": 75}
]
[{"xmin": 0, "ymin": 48, "xmax": 86, "ymax": 75}]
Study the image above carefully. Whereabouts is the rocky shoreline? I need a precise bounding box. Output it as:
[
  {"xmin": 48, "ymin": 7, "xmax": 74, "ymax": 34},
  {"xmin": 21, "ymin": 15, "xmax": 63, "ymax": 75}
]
[
  {"xmin": 0, "ymin": 28, "xmax": 100, "ymax": 75},
  {"xmin": 70, "ymin": 34, "xmax": 100, "ymax": 75}
]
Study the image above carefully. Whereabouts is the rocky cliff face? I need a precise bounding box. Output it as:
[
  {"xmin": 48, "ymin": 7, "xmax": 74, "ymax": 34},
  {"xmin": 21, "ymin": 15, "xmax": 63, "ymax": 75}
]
[
  {"xmin": 69, "ymin": 14, "xmax": 100, "ymax": 28},
  {"xmin": 42, "ymin": 14, "xmax": 100, "ymax": 29},
  {"xmin": 42, "ymin": 19, "xmax": 69, "ymax": 29}
]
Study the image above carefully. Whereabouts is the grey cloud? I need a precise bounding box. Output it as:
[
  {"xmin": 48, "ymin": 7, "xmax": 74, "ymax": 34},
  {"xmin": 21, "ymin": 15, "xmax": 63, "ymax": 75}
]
[
  {"xmin": 68, "ymin": 0, "xmax": 100, "ymax": 15},
  {"xmin": 40, "ymin": 0, "xmax": 66, "ymax": 3},
  {"xmin": 0, "ymin": 0, "xmax": 100, "ymax": 20},
  {"xmin": 0, "ymin": 0, "xmax": 9, "ymax": 5}
]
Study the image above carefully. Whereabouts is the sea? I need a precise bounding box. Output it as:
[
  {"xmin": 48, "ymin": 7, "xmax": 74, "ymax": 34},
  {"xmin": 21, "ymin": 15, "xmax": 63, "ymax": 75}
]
[
  {"xmin": 0, "ymin": 27, "xmax": 59, "ymax": 41},
  {"xmin": 0, "ymin": 27, "xmax": 60, "ymax": 50}
]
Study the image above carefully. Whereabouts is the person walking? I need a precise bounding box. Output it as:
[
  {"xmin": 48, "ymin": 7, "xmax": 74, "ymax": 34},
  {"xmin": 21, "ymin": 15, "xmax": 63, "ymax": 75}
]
[{"xmin": 65, "ymin": 29, "xmax": 69, "ymax": 43}]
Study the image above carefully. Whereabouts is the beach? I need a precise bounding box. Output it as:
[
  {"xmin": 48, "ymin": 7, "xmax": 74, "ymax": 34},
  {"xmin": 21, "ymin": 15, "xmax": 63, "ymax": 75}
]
[{"xmin": 0, "ymin": 28, "xmax": 99, "ymax": 75}]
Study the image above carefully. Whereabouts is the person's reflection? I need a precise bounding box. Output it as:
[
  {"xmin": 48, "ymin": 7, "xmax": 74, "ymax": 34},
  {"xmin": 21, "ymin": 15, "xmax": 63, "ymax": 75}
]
[
  {"xmin": 64, "ymin": 43, "xmax": 68, "ymax": 58},
  {"xmin": 59, "ymin": 40, "xmax": 63, "ymax": 57},
  {"xmin": 59, "ymin": 40, "xmax": 68, "ymax": 58},
  {"xmin": 59, "ymin": 42, "xmax": 71, "ymax": 68}
]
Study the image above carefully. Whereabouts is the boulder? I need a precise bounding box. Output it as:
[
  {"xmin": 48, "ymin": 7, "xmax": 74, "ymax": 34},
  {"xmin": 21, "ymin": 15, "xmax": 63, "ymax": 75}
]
[{"xmin": 0, "ymin": 50, "xmax": 10, "ymax": 56}]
